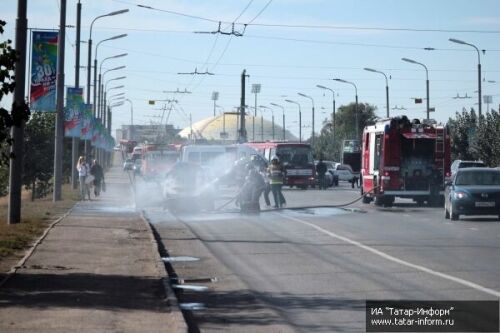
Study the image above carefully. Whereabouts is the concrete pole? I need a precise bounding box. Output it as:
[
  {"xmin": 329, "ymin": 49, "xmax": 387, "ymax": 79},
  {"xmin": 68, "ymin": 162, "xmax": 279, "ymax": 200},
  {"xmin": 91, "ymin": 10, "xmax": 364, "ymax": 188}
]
[
  {"xmin": 53, "ymin": 0, "xmax": 66, "ymax": 201},
  {"xmin": 71, "ymin": 0, "xmax": 81, "ymax": 190},
  {"xmin": 239, "ymin": 70, "xmax": 247, "ymax": 142},
  {"xmin": 8, "ymin": 0, "xmax": 28, "ymax": 224}
]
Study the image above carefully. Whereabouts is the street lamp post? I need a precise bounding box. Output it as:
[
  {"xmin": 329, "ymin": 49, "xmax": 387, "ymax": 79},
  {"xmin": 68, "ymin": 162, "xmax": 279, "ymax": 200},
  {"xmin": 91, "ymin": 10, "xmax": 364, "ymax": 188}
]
[
  {"xmin": 333, "ymin": 78, "xmax": 359, "ymax": 138},
  {"xmin": 98, "ymin": 53, "xmax": 127, "ymax": 120},
  {"xmin": 449, "ymin": 38, "xmax": 482, "ymax": 116},
  {"xmin": 298, "ymin": 92, "xmax": 315, "ymax": 146},
  {"xmin": 94, "ymin": 34, "xmax": 126, "ymax": 116},
  {"xmin": 251, "ymin": 84, "xmax": 261, "ymax": 141},
  {"xmin": 101, "ymin": 65, "xmax": 125, "ymax": 117},
  {"xmin": 285, "ymin": 99, "xmax": 302, "ymax": 143},
  {"xmin": 270, "ymin": 103, "xmax": 286, "ymax": 140},
  {"xmin": 211, "ymin": 91, "xmax": 219, "ymax": 117},
  {"xmin": 316, "ymin": 85, "xmax": 336, "ymax": 139},
  {"xmin": 260, "ymin": 105, "xmax": 274, "ymax": 140},
  {"xmin": 402, "ymin": 58, "xmax": 430, "ymax": 119},
  {"xmin": 86, "ymin": 8, "xmax": 128, "ymax": 156},
  {"xmin": 125, "ymin": 98, "xmax": 134, "ymax": 141},
  {"xmin": 364, "ymin": 68, "xmax": 390, "ymax": 118}
]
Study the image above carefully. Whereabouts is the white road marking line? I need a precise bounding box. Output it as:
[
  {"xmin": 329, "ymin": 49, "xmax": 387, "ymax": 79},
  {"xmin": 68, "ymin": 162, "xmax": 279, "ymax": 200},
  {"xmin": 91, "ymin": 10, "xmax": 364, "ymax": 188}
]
[
  {"xmin": 469, "ymin": 227, "xmax": 478, "ymax": 231},
  {"xmin": 279, "ymin": 213, "xmax": 500, "ymax": 298}
]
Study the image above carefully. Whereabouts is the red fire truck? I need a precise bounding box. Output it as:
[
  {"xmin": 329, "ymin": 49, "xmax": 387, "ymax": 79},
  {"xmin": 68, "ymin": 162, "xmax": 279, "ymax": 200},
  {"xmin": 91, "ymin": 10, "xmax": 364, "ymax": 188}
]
[
  {"xmin": 360, "ymin": 116, "xmax": 450, "ymax": 206},
  {"xmin": 244, "ymin": 142, "xmax": 315, "ymax": 189},
  {"xmin": 141, "ymin": 144, "xmax": 179, "ymax": 180}
]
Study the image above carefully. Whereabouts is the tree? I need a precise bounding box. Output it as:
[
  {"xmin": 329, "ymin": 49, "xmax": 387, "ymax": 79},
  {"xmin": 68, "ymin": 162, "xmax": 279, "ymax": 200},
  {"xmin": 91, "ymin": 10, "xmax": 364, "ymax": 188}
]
[
  {"xmin": 447, "ymin": 108, "xmax": 477, "ymax": 161},
  {"xmin": 313, "ymin": 102, "xmax": 377, "ymax": 160},
  {"xmin": 0, "ymin": 19, "xmax": 19, "ymax": 165},
  {"xmin": 472, "ymin": 110, "xmax": 500, "ymax": 167},
  {"xmin": 23, "ymin": 112, "xmax": 55, "ymax": 200}
]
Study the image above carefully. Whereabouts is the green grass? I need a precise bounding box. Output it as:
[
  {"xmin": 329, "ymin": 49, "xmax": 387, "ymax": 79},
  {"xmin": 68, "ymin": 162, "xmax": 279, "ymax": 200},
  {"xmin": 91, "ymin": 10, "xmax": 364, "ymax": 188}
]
[{"xmin": 0, "ymin": 185, "xmax": 77, "ymax": 260}]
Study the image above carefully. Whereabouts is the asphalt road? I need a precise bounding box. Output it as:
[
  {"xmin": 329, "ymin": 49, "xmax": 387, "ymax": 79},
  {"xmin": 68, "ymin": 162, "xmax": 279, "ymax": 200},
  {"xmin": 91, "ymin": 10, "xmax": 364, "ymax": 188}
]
[{"xmin": 141, "ymin": 181, "xmax": 500, "ymax": 333}]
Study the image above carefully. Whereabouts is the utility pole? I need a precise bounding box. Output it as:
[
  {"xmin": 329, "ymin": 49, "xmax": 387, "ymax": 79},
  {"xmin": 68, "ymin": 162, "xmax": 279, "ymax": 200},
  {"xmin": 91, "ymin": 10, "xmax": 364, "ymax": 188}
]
[
  {"xmin": 8, "ymin": 0, "xmax": 28, "ymax": 224},
  {"xmin": 53, "ymin": 0, "xmax": 66, "ymax": 201},
  {"xmin": 71, "ymin": 0, "xmax": 81, "ymax": 190},
  {"xmin": 239, "ymin": 69, "xmax": 247, "ymax": 142}
]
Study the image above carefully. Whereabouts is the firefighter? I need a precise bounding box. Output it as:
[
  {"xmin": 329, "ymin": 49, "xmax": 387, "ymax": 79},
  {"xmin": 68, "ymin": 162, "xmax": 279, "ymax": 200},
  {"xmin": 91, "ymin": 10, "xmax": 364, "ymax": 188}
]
[
  {"xmin": 316, "ymin": 158, "xmax": 327, "ymax": 190},
  {"xmin": 238, "ymin": 163, "xmax": 266, "ymax": 213},
  {"xmin": 268, "ymin": 156, "xmax": 286, "ymax": 208}
]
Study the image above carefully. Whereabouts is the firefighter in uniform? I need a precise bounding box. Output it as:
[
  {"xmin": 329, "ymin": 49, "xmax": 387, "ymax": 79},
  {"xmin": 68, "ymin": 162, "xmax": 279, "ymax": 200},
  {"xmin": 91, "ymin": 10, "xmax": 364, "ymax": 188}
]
[{"xmin": 268, "ymin": 156, "xmax": 286, "ymax": 208}]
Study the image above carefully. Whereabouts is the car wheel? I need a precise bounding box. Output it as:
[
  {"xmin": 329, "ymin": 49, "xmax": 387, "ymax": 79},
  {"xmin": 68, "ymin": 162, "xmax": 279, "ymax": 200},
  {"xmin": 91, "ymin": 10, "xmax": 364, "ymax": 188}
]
[{"xmin": 450, "ymin": 203, "xmax": 459, "ymax": 221}]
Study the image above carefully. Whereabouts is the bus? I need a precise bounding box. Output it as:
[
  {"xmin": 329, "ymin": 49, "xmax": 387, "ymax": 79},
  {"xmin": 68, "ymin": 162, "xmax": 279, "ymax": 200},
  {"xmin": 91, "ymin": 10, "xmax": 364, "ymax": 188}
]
[{"xmin": 244, "ymin": 142, "xmax": 315, "ymax": 189}]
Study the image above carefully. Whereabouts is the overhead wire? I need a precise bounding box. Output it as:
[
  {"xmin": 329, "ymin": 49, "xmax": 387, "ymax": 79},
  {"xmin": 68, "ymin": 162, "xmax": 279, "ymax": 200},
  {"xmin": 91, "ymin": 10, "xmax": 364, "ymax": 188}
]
[{"xmin": 111, "ymin": 0, "xmax": 500, "ymax": 34}]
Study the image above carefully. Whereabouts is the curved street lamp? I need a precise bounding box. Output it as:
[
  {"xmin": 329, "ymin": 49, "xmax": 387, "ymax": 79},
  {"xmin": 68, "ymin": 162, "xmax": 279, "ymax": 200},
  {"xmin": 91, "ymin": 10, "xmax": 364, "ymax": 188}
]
[
  {"xmin": 333, "ymin": 78, "xmax": 359, "ymax": 138},
  {"xmin": 98, "ymin": 53, "xmax": 127, "ymax": 119},
  {"xmin": 86, "ymin": 9, "xmax": 129, "ymax": 108},
  {"xmin": 270, "ymin": 103, "xmax": 286, "ymax": 140},
  {"xmin": 285, "ymin": 99, "xmax": 302, "ymax": 143},
  {"xmin": 364, "ymin": 68, "xmax": 390, "ymax": 118},
  {"xmin": 93, "ymin": 34, "xmax": 127, "ymax": 115},
  {"xmin": 402, "ymin": 58, "xmax": 430, "ymax": 119},
  {"xmin": 298, "ymin": 92, "xmax": 315, "ymax": 146},
  {"xmin": 316, "ymin": 85, "xmax": 336, "ymax": 139},
  {"xmin": 449, "ymin": 38, "xmax": 482, "ymax": 116}
]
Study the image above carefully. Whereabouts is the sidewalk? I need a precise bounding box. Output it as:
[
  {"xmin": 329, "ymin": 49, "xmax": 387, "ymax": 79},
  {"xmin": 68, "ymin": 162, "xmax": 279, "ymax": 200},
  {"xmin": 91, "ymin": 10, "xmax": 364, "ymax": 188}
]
[{"xmin": 0, "ymin": 162, "xmax": 186, "ymax": 332}]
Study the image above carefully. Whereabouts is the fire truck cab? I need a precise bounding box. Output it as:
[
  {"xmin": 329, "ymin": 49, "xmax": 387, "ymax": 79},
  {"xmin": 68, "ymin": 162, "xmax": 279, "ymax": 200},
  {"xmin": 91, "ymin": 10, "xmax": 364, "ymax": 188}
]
[{"xmin": 361, "ymin": 116, "xmax": 450, "ymax": 207}]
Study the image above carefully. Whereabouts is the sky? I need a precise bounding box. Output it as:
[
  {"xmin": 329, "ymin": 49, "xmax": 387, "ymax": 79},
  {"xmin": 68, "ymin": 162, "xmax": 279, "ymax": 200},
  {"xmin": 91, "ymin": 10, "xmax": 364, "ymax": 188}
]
[{"xmin": 2, "ymin": 0, "xmax": 500, "ymax": 140}]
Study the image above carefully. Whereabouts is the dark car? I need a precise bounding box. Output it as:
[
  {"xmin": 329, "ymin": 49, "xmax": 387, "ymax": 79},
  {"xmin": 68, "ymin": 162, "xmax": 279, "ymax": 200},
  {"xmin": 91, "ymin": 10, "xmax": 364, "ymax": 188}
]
[{"xmin": 444, "ymin": 168, "xmax": 500, "ymax": 220}]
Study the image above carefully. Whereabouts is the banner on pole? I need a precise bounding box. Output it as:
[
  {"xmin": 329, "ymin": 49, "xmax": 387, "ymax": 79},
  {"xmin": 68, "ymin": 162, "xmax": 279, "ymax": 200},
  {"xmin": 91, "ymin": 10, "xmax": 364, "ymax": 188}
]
[
  {"xmin": 81, "ymin": 104, "xmax": 93, "ymax": 140},
  {"xmin": 64, "ymin": 87, "xmax": 83, "ymax": 137},
  {"xmin": 30, "ymin": 30, "xmax": 58, "ymax": 112}
]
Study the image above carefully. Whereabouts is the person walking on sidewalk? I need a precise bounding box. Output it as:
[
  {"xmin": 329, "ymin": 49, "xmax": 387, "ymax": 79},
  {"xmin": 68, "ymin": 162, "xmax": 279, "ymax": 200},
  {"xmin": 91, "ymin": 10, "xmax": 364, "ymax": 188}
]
[
  {"xmin": 90, "ymin": 159, "xmax": 105, "ymax": 197},
  {"xmin": 267, "ymin": 156, "xmax": 286, "ymax": 208},
  {"xmin": 77, "ymin": 156, "xmax": 91, "ymax": 200}
]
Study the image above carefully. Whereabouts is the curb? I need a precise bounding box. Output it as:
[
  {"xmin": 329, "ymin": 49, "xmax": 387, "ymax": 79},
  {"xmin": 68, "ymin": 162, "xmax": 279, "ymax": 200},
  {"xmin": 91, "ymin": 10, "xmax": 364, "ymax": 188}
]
[
  {"xmin": 140, "ymin": 211, "xmax": 188, "ymax": 333},
  {"xmin": 0, "ymin": 207, "xmax": 74, "ymax": 289}
]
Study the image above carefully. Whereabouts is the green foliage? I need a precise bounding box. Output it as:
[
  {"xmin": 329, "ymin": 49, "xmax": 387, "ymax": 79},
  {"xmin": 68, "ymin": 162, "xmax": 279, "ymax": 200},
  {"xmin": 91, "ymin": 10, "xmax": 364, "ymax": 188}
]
[
  {"xmin": 447, "ymin": 108, "xmax": 477, "ymax": 161},
  {"xmin": 472, "ymin": 110, "xmax": 500, "ymax": 167},
  {"xmin": 313, "ymin": 102, "xmax": 377, "ymax": 160},
  {"xmin": 22, "ymin": 112, "xmax": 55, "ymax": 199},
  {"xmin": 0, "ymin": 20, "xmax": 32, "ymax": 197}
]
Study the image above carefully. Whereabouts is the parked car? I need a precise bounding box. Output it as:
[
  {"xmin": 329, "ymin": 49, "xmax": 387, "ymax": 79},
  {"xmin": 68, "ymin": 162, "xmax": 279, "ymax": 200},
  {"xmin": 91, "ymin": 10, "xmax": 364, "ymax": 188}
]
[
  {"xmin": 444, "ymin": 167, "xmax": 500, "ymax": 220},
  {"xmin": 334, "ymin": 163, "xmax": 356, "ymax": 182},
  {"xmin": 123, "ymin": 158, "xmax": 134, "ymax": 171},
  {"xmin": 450, "ymin": 160, "xmax": 486, "ymax": 176},
  {"xmin": 314, "ymin": 160, "xmax": 339, "ymax": 188}
]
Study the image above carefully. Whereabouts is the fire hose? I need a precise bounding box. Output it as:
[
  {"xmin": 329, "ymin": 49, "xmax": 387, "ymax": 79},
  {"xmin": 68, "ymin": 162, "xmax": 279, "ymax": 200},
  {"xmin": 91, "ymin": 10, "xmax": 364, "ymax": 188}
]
[{"xmin": 214, "ymin": 185, "xmax": 380, "ymax": 212}]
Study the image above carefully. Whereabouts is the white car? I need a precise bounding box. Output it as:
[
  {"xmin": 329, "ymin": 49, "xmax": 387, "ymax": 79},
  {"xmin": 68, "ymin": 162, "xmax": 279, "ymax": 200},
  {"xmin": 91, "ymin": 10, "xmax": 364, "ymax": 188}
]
[{"xmin": 333, "ymin": 163, "xmax": 356, "ymax": 182}]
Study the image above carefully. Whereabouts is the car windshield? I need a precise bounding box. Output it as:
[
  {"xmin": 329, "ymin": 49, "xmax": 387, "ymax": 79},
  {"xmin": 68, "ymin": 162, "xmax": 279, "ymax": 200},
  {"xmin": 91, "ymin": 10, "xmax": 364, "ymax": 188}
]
[
  {"xmin": 277, "ymin": 147, "xmax": 313, "ymax": 166},
  {"xmin": 454, "ymin": 170, "xmax": 500, "ymax": 186},
  {"xmin": 459, "ymin": 162, "xmax": 485, "ymax": 168}
]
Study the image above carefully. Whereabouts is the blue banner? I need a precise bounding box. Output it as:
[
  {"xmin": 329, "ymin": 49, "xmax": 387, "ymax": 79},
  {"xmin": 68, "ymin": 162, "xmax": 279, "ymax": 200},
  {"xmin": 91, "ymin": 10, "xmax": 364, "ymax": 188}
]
[
  {"xmin": 30, "ymin": 30, "xmax": 58, "ymax": 112},
  {"xmin": 64, "ymin": 87, "xmax": 83, "ymax": 137}
]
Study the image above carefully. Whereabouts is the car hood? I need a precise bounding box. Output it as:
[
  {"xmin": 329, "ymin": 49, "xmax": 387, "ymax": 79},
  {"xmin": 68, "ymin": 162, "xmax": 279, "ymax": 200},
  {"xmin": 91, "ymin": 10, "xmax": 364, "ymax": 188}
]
[{"xmin": 455, "ymin": 185, "xmax": 500, "ymax": 194}]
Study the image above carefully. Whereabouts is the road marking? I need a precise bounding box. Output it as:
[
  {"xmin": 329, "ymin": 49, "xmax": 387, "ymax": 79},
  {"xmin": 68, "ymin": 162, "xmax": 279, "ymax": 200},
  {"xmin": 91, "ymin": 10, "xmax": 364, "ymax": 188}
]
[
  {"xmin": 469, "ymin": 227, "xmax": 478, "ymax": 231},
  {"xmin": 280, "ymin": 213, "xmax": 500, "ymax": 298}
]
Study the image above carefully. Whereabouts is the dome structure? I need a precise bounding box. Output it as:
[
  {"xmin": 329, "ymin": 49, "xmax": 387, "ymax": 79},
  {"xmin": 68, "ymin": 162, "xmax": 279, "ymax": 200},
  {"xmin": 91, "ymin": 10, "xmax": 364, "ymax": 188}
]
[{"xmin": 178, "ymin": 113, "xmax": 298, "ymax": 142}]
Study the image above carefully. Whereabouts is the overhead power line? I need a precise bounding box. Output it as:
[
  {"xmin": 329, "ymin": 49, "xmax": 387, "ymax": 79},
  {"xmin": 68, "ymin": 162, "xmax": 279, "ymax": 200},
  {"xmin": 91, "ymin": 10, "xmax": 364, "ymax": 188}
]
[{"xmin": 113, "ymin": 0, "xmax": 500, "ymax": 34}]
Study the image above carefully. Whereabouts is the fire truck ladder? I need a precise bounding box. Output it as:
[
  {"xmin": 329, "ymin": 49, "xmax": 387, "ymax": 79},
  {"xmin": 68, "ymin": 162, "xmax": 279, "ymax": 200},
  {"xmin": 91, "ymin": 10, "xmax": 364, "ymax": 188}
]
[{"xmin": 435, "ymin": 126, "xmax": 446, "ymax": 172}]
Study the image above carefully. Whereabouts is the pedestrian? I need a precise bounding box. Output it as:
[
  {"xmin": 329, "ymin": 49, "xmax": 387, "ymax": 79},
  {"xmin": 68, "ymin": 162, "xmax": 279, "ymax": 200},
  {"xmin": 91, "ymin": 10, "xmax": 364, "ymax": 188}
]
[
  {"xmin": 316, "ymin": 158, "xmax": 327, "ymax": 190},
  {"xmin": 267, "ymin": 156, "xmax": 286, "ymax": 208},
  {"xmin": 77, "ymin": 156, "xmax": 91, "ymax": 200},
  {"xmin": 90, "ymin": 159, "xmax": 104, "ymax": 197}
]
